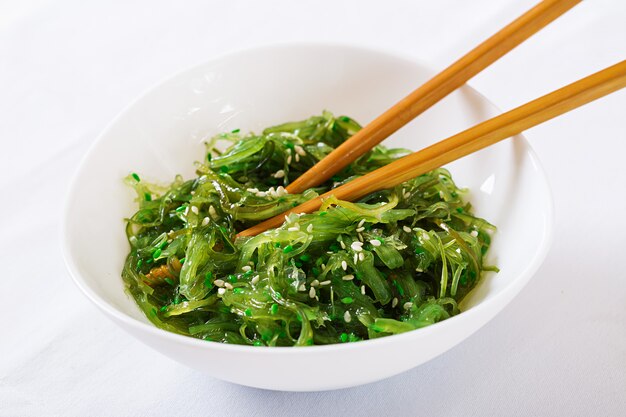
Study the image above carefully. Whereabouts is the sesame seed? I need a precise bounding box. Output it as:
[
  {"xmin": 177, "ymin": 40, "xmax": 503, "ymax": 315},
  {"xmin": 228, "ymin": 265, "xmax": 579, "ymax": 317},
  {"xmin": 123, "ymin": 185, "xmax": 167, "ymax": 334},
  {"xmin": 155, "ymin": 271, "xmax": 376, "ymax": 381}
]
[
  {"xmin": 276, "ymin": 186, "xmax": 288, "ymax": 196},
  {"xmin": 470, "ymin": 230, "xmax": 478, "ymax": 237},
  {"xmin": 311, "ymin": 279, "xmax": 320, "ymax": 287},
  {"xmin": 224, "ymin": 282, "xmax": 234, "ymax": 290},
  {"xmin": 358, "ymin": 252, "xmax": 365, "ymax": 262},
  {"xmin": 288, "ymin": 226, "xmax": 299, "ymax": 232},
  {"xmin": 321, "ymin": 263, "xmax": 326, "ymax": 270},
  {"xmin": 191, "ymin": 206, "xmax": 199, "ymax": 215},
  {"xmin": 201, "ymin": 216, "xmax": 210, "ymax": 226},
  {"xmin": 299, "ymin": 284, "xmax": 307, "ymax": 292},
  {"xmin": 295, "ymin": 145, "xmax": 306, "ymax": 156},
  {"xmin": 353, "ymin": 253, "xmax": 358, "ymax": 264},
  {"xmin": 214, "ymin": 279, "xmax": 225, "ymax": 287},
  {"xmin": 403, "ymin": 225, "xmax": 412, "ymax": 233},
  {"xmin": 209, "ymin": 205, "xmax": 217, "ymax": 219},
  {"xmin": 217, "ymin": 288, "xmax": 226, "ymax": 295},
  {"xmin": 392, "ymin": 297, "xmax": 399, "ymax": 308},
  {"xmin": 439, "ymin": 190, "xmax": 444, "ymax": 198},
  {"xmin": 456, "ymin": 248, "xmax": 461, "ymax": 254},
  {"xmin": 341, "ymin": 260, "xmax": 348, "ymax": 271},
  {"xmin": 358, "ymin": 233, "xmax": 363, "ymax": 242},
  {"xmin": 415, "ymin": 268, "xmax": 423, "ymax": 272},
  {"xmin": 273, "ymin": 170, "xmax": 285, "ymax": 178},
  {"xmin": 403, "ymin": 302, "xmax": 413, "ymax": 310},
  {"xmin": 342, "ymin": 274, "xmax": 354, "ymax": 281},
  {"xmin": 247, "ymin": 187, "xmax": 259, "ymax": 193},
  {"xmin": 251, "ymin": 275, "xmax": 260, "ymax": 285},
  {"xmin": 351, "ymin": 241, "xmax": 363, "ymax": 251},
  {"xmin": 344, "ymin": 311, "xmax": 352, "ymax": 323},
  {"xmin": 320, "ymin": 280, "xmax": 331, "ymax": 286},
  {"xmin": 403, "ymin": 192, "xmax": 411, "ymax": 199},
  {"xmin": 295, "ymin": 153, "xmax": 300, "ymax": 162},
  {"xmin": 307, "ymin": 224, "xmax": 313, "ymax": 233},
  {"xmin": 242, "ymin": 265, "xmax": 251, "ymax": 272},
  {"xmin": 358, "ymin": 219, "xmax": 365, "ymax": 228},
  {"xmin": 287, "ymin": 155, "xmax": 292, "ymax": 164},
  {"xmin": 356, "ymin": 227, "xmax": 365, "ymax": 233},
  {"xmin": 340, "ymin": 240, "xmax": 346, "ymax": 249},
  {"xmin": 286, "ymin": 148, "xmax": 291, "ymax": 155},
  {"xmin": 422, "ymin": 232, "xmax": 431, "ymax": 241},
  {"xmin": 256, "ymin": 191, "xmax": 267, "ymax": 197},
  {"xmin": 309, "ymin": 287, "xmax": 316, "ymax": 298},
  {"xmin": 361, "ymin": 285, "xmax": 366, "ymax": 295},
  {"xmin": 370, "ymin": 239, "xmax": 381, "ymax": 247}
]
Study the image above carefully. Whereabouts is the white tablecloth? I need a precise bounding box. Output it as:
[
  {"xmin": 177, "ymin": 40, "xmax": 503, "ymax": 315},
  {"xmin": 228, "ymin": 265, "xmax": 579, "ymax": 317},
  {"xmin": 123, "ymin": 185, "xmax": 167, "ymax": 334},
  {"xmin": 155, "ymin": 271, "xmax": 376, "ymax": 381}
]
[{"xmin": 1, "ymin": 1, "xmax": 625, "ymax": 415}]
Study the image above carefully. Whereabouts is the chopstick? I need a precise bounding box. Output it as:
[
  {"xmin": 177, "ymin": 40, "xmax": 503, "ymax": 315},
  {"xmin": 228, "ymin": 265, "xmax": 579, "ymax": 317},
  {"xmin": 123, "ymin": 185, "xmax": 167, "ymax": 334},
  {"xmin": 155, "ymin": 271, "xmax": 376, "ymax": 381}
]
[
  {"xmin": 239, "ymin": 60, "xmax": 626, "ymax": 237},
  {"xmin": 286, "ymin": 0, "xmax": 581, "ymax": 195}
]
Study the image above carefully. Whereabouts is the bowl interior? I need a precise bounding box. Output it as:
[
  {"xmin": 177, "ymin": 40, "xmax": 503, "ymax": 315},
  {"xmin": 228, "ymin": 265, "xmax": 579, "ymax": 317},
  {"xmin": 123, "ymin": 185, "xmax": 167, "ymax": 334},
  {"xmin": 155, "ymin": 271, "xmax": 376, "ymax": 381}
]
[{"xmin": 64, "ymin": 44, "xmax": 552, "ymax": 338}]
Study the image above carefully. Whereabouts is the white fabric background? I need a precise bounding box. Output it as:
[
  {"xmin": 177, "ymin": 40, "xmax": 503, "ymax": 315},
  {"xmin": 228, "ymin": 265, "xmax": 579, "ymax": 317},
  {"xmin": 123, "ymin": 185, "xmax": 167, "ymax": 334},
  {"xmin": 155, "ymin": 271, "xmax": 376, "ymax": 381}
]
[{"xmin": 1, "ymin": 0, "xmax": 625, "ymax": 416}]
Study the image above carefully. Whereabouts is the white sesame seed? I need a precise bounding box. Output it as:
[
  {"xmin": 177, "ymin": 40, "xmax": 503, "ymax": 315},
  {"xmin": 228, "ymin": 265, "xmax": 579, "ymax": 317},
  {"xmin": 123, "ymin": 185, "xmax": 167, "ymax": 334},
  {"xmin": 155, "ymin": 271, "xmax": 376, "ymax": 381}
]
[
  {"xmin": 190, "ymin": 206, "xmax": 199, "ymax": 215},
  {"xmin": 403, "ymin": 302, "xmax": 413, "ymax": 310},
  {"xmin": 288, "ymin": 226, "xmax": 299, "ymax": 232},
  {"xmin": 190, "ymin": 191, "xmax": 195, "ymax": 195},
  {"xmin": 341, "ymin": 260, "xmax": 348, "ymax": 271},
  {"xmin": 311, "ymin": 279, "xmax": 319, "ymax": 287},
  {"xmin": 251, "ymin": 275, "xmax": 260, "ymax": 285},
  {"xmin": 276, "ymin": 186, "xmax": 288, "ymax": 196},
  {"xmin": 321, "ymin": 263, "xmax": 326, "ymax": 270},
  {"xmin": 356, "ymin": 227, "xmax": 365, "ymax": 233},
  {"xmin": 358, "ymin": 252, "xmax": 365, "ymax": 262},
  {"xmin": 422, "ymin": 232, "xmax": 430, "ymax": 241},
  {"xmin": 470, "ymin": 230, "xmax": 478, "ymax": 237},
  {"xmin": 392, "ymin": 297, "xmax": 398, "ymax": 308},
  {"xmin": 353, "ymin": 253, "xmax": 359, "ymax": 264},
  {"xmin": 358, "ymin": 219, "xmax": 365, "ymax": 228},
  {"xmin": 342, "ymin": 274, "xmax": 354, "ymax": 281},
  {"xmin": 224, "ymin": 282, "xmax": 234, "ymax": 290},
  {"xmin": 256, "ymin": 191, "xmax": 267, "ymax": 197},
  {"xmin": 306, "ymin": 224, "xmax": 313, "ymax": 233},
  {"xmin": 299, "ymin": 284, "xmax": 306, "ymax": 292},
  {"xmin": 287, "ymin": 155, "xmax": 292, "ymax": 164},
  {"xmin": 370, "ymin": 239, "xmax": 381, "ymax": 247},
  {"xmin": 415, "ymin": 268, "xmax": 423, "ymax": 272},
  {"xmin": 209, "ymin": 205, "xmax": 217, "ymax": 219},
  {"xmin": 201, "ymin": 216, "xmax": 210, "ymax": 226},
  {"xmin": 309, "ymin": 287, "xmax": 316, "ymax": 298},
  {"xmin": 295, "ymin": 145, "xmax": 306, "ymax": 156},
  {"xmin": 344, "ymin": 311, "xmax": 352, "ymax": 323},
  {"xmin": 403, "ymin": 225, "xmax": 412, "ymax": 233},
  {"xmin": 214, "ymin": 279, "xmax": 225, "ymax": 287},
  {"xmin": 295, "ymin": 153, "xmax": 300, "ymax": 162},
  {"xmin": 286, "ymin": 148, "xmax": 291, "ymax": 154},
  {"xmin": 351, "ymin": 241, "xmax": 363, "ymax": 251},
  {"xmin": 242, "ymin": 265, "xmax": 251, "ymax": 272},
  {"xmin": 247, "ymin": 187, "xmax": 259, "ymax": 193},
  {"xmin": 217, "ymin": 288, "xmax": 226, "ymax": 295},
  {"xmin": 403, "ymin": 192, "xmax": 411, "ymax": 199},
  {"xmin": 361, "ymin": 285, "xmax": 366, "ymax": 295},
  {"xmin": 340, "ymin": 240, "xmax": 346, "ymax": 249},
  {"xmin": 320, "ymin": 280, "xmax": 331, "ymax": 286},
  {"xmin": 358, "ymin": 233, "xmax": 363, "ymax": 242},
  {"xmin": 273, "ymin": 170, "xmax": 285, "ymax": 178}
]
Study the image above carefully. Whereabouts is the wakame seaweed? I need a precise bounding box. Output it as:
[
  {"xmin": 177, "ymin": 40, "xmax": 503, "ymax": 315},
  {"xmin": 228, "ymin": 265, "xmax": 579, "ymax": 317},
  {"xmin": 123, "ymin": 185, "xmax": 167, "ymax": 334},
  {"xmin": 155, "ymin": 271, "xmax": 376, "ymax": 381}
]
[{"xmin": 122, "ymin": 111, "xmax": 496, "ymax": 346}]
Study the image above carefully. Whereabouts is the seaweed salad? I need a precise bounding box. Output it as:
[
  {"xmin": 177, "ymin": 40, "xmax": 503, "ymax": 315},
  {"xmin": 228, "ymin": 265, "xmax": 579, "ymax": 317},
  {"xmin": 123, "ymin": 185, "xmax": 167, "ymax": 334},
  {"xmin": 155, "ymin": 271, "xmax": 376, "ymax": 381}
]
[{"xmin": 122, "ymin": 112, "xmax": 496, "ymax": 346}]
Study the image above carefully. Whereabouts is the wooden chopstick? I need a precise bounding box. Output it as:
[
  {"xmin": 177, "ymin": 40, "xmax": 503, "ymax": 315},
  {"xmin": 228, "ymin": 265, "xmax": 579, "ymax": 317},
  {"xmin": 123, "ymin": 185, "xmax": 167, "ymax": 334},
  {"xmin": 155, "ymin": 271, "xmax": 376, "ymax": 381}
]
[
  {"xmin": 286, "ymin": 0, "xmax": 581, "ymax": 195},
  {"xmin": 239, "ymin": 60, "xmax": 626, "ymax": 237}
]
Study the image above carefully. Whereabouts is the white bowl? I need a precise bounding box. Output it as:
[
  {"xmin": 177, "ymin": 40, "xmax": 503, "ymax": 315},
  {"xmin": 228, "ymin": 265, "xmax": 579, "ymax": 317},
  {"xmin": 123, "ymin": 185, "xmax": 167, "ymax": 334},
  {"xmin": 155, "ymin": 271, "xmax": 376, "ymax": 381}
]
[{"xmin": 62, "ymin": 43, "xmax": 553, "ymax": 391}]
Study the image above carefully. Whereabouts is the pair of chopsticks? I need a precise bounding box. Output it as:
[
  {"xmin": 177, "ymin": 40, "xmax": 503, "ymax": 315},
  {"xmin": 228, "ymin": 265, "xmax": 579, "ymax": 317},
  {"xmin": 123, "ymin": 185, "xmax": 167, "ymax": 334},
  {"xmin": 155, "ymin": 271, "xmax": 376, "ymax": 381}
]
[{"xmin": 239, "ymin": 0, "xmax": 626, "ymax": 237}]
